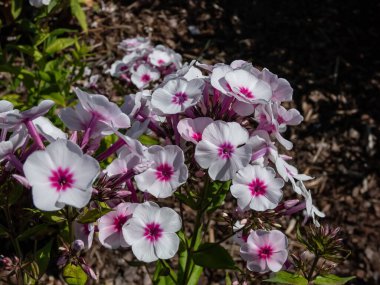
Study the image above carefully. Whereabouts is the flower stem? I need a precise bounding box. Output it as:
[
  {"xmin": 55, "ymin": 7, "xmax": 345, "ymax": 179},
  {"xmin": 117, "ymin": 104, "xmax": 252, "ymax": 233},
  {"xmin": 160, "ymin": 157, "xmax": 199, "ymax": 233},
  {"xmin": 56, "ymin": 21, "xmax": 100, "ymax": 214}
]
[
  {"xmin": 96, "ymin": 138, "xmax": 125, "ymax": 161},
  {"xmin": 307, "ymin": 254, "xmax": 320, "ymax": 281},
  {"xmin": 25, "ymin": 120, "xmax": 45, "ymax": 150}
]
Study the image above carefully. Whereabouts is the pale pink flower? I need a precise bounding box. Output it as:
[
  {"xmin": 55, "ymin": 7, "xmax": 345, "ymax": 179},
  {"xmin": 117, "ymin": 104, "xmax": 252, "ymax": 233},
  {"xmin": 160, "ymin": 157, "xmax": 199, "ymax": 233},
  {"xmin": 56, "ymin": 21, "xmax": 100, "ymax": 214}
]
[
  {"xmin": 23, "ymin": 139, "xmax": 100, "ymax": 211},
  {"xmin": 73, "ymin": 222, "xmax": 95, "ymax": 250},
  {"xmin": 33, "ymin": 117, "xmax": 67, "ymax": 142},
  {"xmin": 131, "ymin": 64, "xmax": 160, "ymax": 89},
  {"xmin": 148, "ymin": 45, "xmax": 182, "ymax": 68},
  {"xmin": 177, "ymin": 117, "xmax": 213, "ymax": 144},
  {"xmin": 118, "ymin": 37, "xmax": 151, "ymax": 52},
  {"xmin": 240, "ymin": 230, "xmax": 288, "ymax": 272},
  {"xmin": 134, "ymin": 145, "xmax": 188, "ymax": 198},
  {"xmin": 151, "ymin": 78, "xmax": 204, "ymax": 114},
  {"xmin": 297, "ymin": 181, "xmax": 325, "ymax": 226},
  {"xmin": 272, "ymin": 103, "xmax": 303, "ymax": 132},
  {"xmin": 256, "ymin": 68, "xmax": 293, "ymax": 102},
  {"xmin": 231, "ymin": 165, "xmax": 284, "ymax": 211},
  {"xmin": 122, "ymin": 202, "xmax": 181, "ymax": 262},
  {"xmin": 0, "ymin": 127, "xmax": 28, "ymax": 162},
  {"xmin": 98, "ymin": 202, "xmax": 137, "ymax": 249},
  {"xmin": 195, "ymin": 121, "xmax": 252, "ymax": 181},
  {"xmin": 106, "ymin": 60, "xmax": 129, "ymax": 78}
]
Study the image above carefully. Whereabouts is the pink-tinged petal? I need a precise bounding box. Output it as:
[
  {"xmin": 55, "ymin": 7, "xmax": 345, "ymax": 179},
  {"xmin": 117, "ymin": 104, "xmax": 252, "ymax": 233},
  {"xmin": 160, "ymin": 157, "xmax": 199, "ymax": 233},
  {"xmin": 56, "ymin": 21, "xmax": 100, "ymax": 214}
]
[
  {"xmin": 123, "ymin": 218, "xmax": 146, "ymax": 244},
  {"xmin": 230, "ymin": 184, "xmax": 252, "ymax": 210},
  {"xmin": 57, "ymin": 187, "xmax": 92, "ymax": 209},
  {"xmin": 33, "ymin": 117, "xmax": 67, "ymax": 142},
  {"xmin": 267, "ymin": 250, "xmax": 288, "ymax": 272},
  {"xmin": 194, "ymin": 140, "xmax": 219, "ymax": 169},
  {"xmin": 154, "ymin": 232, "xmax": 180, "ymax": 260},
  {"xmin": 232, "ymin": 101, "xmax": 255, "ymax": 116},
  {"xmin": 131, "ymin": 239, "xmax": 157, "ymax": 262},
  {"xmin": 23, "ymin": 150, "xmax": 55, "ymax": 185},
  {"xmin": 210, "ymin": 64, "xmax": 233, "ymax": 94},
  {"xmin": 177, "ymin": 117, "xmax": 213, "ymax": 144},
  {"xmin": 32, "ymin": 183, "xmax": 62, "ymax": 211},
  {"xmin": 155, "ymin": 208, "xmax": 182, "ymax": 233},
  {"xmin": 267, "ymin": 230, "xmax": 288, "ymax": 251},
  {"xmin": 250, "ymin": 195, "xmax": 277, "ymax": 211}
]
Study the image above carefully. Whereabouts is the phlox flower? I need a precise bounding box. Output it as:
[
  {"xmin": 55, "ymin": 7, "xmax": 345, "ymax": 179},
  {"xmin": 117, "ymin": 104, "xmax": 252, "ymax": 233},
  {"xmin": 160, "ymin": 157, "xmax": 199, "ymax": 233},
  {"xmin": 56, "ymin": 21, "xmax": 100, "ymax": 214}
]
[
  {"xmin": 297, "ymin": 181, "xmax": 325, "ymax": 226},
  {"xmin": 98, "ymin": 203, "xmax": 137, "ymax": 249},
  {"xmin": 118, "ymin": 37, "xmax": 151, "ymax": 52},
  {"xmin": 177, "ymin": 117, "xmax": 213, "ymax": 144},
  {"xmin": 33, "ymin": 117, "xmax": 67, "ymax": 142},
  {"xmin": 151, "ymin": 78, "xmax": 204, "ymax": 114},
  {"xmin": 73, "ymin": 222, "xmax": 95, "ymax": 250},
  {"xmin": 123, "ymin": 202, "xmax": 181, "ymax": 262},
  {"xmin": 0, "ymin": 127, "xmax": 28, "ymax": 162},
  {"xmin": 231, "ymin": 165, "xmax": 284, "ymax": 211},
  {"xmin": 0, "ymin": 100, "xmax": 15, "ymax": 124},
  {"xmin": 121, "ymin": 90, "xmax": 152, "ymax": 119},
  {"xmin": 195, "ymin": 121, "xmax": 252, "ymax": 181},
  {"xmin": 148, "ymin": 45, "xmax": 182, "ymax": 68},
  {"xmin": 131, "ymin": 64, "xmax": 160, "ymax": 89},
  {"xmin": 240, "ymin": 230, "xmax": 288, "ymax": 272},
  {"xmin": 134, "ymin": 145, "xmax": 188, "ymax": 198},
  {"xmin": 60, "ymin": 88, "xmax": 130, "ymax": 137},
  {"xmin": 23, "ymin": 139, "xmax": 100, "ymax": 211},
  {"xmin": 106, "ymin": 60, "xmax": 129, "ymax": 78}
]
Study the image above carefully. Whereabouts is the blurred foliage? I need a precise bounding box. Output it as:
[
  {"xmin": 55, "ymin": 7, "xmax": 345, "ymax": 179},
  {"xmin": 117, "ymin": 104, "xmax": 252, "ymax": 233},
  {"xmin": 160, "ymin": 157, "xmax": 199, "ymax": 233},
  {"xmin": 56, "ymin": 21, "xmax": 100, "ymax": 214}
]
[{"xmin": 0, "ymin": 0, "xmax": 90, "ymax": 111}]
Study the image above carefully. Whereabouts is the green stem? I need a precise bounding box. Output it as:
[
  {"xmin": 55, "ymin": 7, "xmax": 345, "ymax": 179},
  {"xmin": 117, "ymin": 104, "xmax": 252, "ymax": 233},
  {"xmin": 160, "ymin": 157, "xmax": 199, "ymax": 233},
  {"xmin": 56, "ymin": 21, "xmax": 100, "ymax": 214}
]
[
  {"xmin": 307, "ymin": 254, "xmax": 320, "ymax": 281},
  {"xmin": 160, "ymin": 259, "xmax": 177, "ymax": 284},
  {"xmin": 181, "ymin": 177, "xmax": 211, "ymax": 285}
]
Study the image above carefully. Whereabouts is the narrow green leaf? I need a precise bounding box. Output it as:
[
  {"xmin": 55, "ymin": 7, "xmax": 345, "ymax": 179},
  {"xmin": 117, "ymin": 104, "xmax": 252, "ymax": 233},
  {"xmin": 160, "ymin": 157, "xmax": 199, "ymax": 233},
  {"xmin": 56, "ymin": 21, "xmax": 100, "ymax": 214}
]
[
  {"xmin": 35, "ymin": 240, "xmax": 53, "ymax": 278},
  {"xmin": 193, "ymin": 243, "xmax": 235, "ymax": 269},
  {"xmin": 17, "ymin": 224, "xmax": 50, "ymax": 241},
  {"xmin": 314, "ymin": 274, "xmax": 355, "ymax": 285},
  {"xmin": 45, "ymin": 38, "xmax": 75, "ymax": 55},
  {"xmin": 264, "ymin": 271, "xmax": 308, "ymax": 285},
  {"xmin": 11, "ymin": 0, "xmax": 22, "ymax": 19},
  {"xmin": 70, "ymin": 0, "xmax": 88, "ymax": 32},
  {"xmin": 139, "ymin": 134, "xmax": 159, "ymax": 145},
  {"xmin": 76, "ymin": 207, "xmax": 113, "ymax": 224},
  {"xmin": 63, "ymin": 264, "xmax": 87, "ymax": 285}
]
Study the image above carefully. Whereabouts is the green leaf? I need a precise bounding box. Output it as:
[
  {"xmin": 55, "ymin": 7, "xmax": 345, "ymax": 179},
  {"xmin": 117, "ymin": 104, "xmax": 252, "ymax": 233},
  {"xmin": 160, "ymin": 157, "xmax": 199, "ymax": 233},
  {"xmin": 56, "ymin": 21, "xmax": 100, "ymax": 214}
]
[
  {"xmin": 11, "ymin": 0, "xmax": 22, "ymax": 19},
  {"xmin": 174, "ymin": 192, "xmax": 198, "ymax": 209},
  {"xmin": 139, "ymin": 134, "xmax": 159, "ymax": 145},
  {"xmin": 76, "ymin": 207, "xmax": 113, "ymax": 224},
  {"xmin": 45, "ymin": 38, "xmax": 75, "ymax": 55},
  {"xmin": 35, "ymin": 240, "xmax": 53, "ymax": 278},
  {"xmin": 264, "ymin": 271, "xmax": 308, "ymax": 285},
  {"xmin": 152, "ymin": 260, "xmax": 176, "ymax": 285},
  {"xmin": 17, "ymin": 224, "xmax": 50, "ymax": 241},
  {"xmin": 314, "ymin": 274, "xmax": 355, "ymax": 285},
  {"xmin": 13, "ymin": 45, "xmax": 43, "ymax": 61},
  {"xmin": 206, "ymin": 180, "xmax": 231, "ymax": 212},
  {"xmin": 70, "ymin": 0, "xmax": 88, "ymax": 32},
  {"xmin": 193, "ymin": 243, "xmax": 235, "ymax": 269},
  {"xmin": 42, "ymin": 93, "xmax": 66, "ymax": 107},
  {"xmin": 63, "ymin": 264, "xmax": 88, "ymax": 285}
]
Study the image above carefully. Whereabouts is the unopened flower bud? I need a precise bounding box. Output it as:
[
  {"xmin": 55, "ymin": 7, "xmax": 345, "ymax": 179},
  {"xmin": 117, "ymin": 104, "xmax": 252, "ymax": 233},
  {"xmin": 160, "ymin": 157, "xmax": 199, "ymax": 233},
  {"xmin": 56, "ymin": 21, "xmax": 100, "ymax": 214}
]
[{"xmin": 71, "ymin": 240, "xmax": 85, "ymax": 253}]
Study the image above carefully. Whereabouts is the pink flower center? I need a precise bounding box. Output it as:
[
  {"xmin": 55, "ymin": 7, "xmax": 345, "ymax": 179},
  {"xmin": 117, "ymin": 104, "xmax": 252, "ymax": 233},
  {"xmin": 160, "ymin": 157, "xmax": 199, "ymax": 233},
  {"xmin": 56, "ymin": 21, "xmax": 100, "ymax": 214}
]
[
  {"xmin": 218, "ymin": 142, "xmax": 235, "ymax": 159},
  {"xmin": 239, "ymin": 87, "xmax": 254, "ymax": 99},
  {"xmin": 155, "ymin": 163, "xmax": 174, "ymax": 181},
  {"xmin": 141, "ymin": 74, "xmax": 151, "ymax": 83},
  {"xmin": 277, "ymin": 115, "xmax": 285, "ymax": 124},
  {"xmin": 144, "ymin": 222, "xmax": 163, "ymax": 242},
  {"xmin": 113, "ymin": 214, "xmax": 128, "ymax": 232},
  {"xmin": 191, "ymin": 132, "xmax": 202, "ymax": 142},
  {"xmin": 248, "ymin": 178, "xmax": 267, "ymax": 196},
  {"xmin": 49, "ymin": 167, "xmax": 75, "ymax": 192},
  {"xmin": 172, "ymin": 92, "xmax": 188, "ymax": 105},
  {"xmin": 257, "ymin": 245, "xmax": 274, "ymax": 260},
  {"xmin": 120, "ymin": 65, "xmax": 128, "ymax": 71},
  {"xmin": 158, "ymin": 59, "xmax": 166, "ymax": 65}
]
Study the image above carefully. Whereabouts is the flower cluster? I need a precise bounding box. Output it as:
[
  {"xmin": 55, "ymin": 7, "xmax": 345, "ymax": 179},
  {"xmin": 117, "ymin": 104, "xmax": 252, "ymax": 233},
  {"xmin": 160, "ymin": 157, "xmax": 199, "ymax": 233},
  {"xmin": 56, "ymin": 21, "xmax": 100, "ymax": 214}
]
[
  {"xmin": 107, "ymin": 37, "xmax": 182, "ymax": 90},
  {"xmin": 0, "ymin": 45, "xmax": 326, "ymax": 281}
]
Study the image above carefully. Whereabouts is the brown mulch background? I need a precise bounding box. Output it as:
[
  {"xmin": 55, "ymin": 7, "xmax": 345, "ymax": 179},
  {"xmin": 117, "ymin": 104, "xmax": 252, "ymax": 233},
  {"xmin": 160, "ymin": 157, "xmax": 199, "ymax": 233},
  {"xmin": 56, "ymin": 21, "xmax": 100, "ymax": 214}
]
[{"xmin": 56, "ymin": 0, "xmax": 380, "ymax": 284}]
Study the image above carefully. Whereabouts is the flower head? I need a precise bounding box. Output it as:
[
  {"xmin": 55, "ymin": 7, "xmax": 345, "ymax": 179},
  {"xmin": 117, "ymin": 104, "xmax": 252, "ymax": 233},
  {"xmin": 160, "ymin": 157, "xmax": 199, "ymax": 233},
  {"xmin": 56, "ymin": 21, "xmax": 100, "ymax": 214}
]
[
  {"xmin": 231, "ymin": 165, "xmax": 284, "ymax": 211},
  {"xmin": 131, "ymin": 64, "xmax": 160, "ymax": 89},
  {"xmin": 98, "ymin": 202, "xmax": 137, "ymax": 249},
  {"xmin": 23, "ymin": 139, "xmax": 100, "ymax": 211},
  {"xmin": 151, "ymin": 78, "xmax": 204, "ymax": 114},
  {"xmin": 195, "ymin": 121, "xmax": 252, "ymax": 181},
  {"xmin": 240, "ymin": 230, "xmax": 288, "ymax": 272},
  {"xmin": 123, "ymin": 202, "xmax": 181, "ymax": 262},
  {"xmin": 177, "ymin": 117, "xmax": 213, "ymax": 144},
  {"xmin": 134, "ymin": 145, "xmax": 188, "ymax": 198}
]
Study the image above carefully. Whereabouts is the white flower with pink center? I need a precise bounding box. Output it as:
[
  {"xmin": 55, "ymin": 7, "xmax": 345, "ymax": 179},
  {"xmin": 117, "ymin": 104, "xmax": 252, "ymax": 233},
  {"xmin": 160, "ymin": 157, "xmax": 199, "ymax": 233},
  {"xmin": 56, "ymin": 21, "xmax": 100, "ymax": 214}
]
[
  {"xmin": 98, "ymin": 203, "xmax": 137, "ymax": 249},
  {"xmin": 225, "ymin": 69, "xmax": 272, "ymax": 103},
  {"xmin": 177, "ymin": 117, "xmax": 213, "ymax": 144},
  {"xmin": 151, "ymin": 78, "xmax": 204, "ymax": 115},
  {"xmin": 131, "ymin": 64, "xmax": 160, "ymax": 89},
  {"xmin": 195, "ymin": 121, "xmax": 252, "ymax": 181},
  {"xmin": 231, "ymin": 165, "xmax": 284, "ymax": 211},
  {"xmin": 134, "ymin": 145, "xmax": 188, "ymax": 198},
  {"xmin": 23, "ymin": 139, "xmax": 100, "ymax": 211},
  {"xmin": 240, "ymin": 230, "xmax": 288, "ymax": 272},
  {"xmin": 122, "ymin": 202, "xmax": 182, "ymax": 263},
  {"xmin": 118, "ymin": 37, "xmax": 151, "ymax": 52},
  {"xmin": 149, "ymin": 49, "xmax": 173, "ymax": 67}
]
